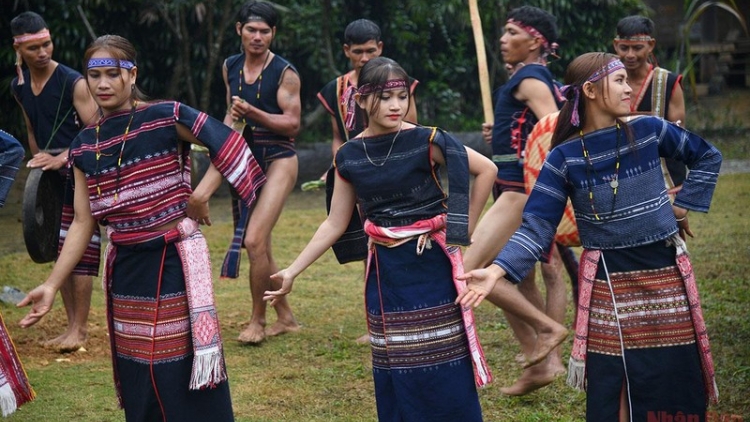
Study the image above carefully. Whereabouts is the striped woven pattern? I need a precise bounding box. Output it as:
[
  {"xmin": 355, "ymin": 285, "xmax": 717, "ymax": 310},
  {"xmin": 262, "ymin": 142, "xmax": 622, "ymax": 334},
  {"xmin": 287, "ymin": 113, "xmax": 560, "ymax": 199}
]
[
  {"xmin": 587, "ymin": 266, "xmax": 696, "ymax": 355},
  {"xmin": 71, "ymin": 101, "xmax": 265, "ymax": 233},
  {"xmin": 369, "ymin": 303, "xmax": 469, "ymax": 370},
  {"xmin": 111, "ymin": 293, "xmax": 192, "ymax": 364}
]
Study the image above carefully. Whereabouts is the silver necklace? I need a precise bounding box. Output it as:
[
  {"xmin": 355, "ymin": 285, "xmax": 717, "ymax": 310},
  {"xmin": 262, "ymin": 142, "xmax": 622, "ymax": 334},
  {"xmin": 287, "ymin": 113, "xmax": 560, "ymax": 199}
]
[{"xmin": 362, "ymin": 123, "xmax": 402, "ymax": 167}]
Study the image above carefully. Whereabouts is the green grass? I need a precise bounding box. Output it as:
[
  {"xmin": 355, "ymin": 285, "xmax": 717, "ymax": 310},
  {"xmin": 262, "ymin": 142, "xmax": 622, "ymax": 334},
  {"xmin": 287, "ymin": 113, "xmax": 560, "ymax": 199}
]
[
  {"xmin": 0, "ymin": 175, "xmax": 748, "ymax": 421},
  {"xmin": 686, "ymin": 91, "xmax": 750, "ymax": 160}
]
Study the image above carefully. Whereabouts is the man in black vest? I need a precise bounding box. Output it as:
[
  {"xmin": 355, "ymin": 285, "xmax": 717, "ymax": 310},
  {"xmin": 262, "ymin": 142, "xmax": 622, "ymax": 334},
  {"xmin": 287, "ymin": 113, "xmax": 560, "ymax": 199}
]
[
  {"xmin": 614, "ymin": 15, "xmax": 687, "ymax": 189},
  {"xmin": 11, "ymin": 11, "xmax": 99, "ymax": 352}
]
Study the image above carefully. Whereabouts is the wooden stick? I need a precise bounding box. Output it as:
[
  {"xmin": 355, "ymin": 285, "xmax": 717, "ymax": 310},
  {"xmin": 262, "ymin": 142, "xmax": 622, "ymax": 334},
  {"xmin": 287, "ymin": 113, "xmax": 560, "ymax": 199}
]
[{"xmin": 468, "ymin": 0, "xmax": 494, "ymax": 125}]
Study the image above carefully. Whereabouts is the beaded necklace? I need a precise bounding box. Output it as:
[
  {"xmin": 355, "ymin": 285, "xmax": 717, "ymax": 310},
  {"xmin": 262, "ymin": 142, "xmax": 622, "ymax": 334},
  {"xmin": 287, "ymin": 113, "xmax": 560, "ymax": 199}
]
[
  {"xmin": 94, "ymin": 100, "xmax": 138, "ymax": 202},
  {"xmin": 580, "ymin": 122, "xmax": 621, "ymax": 220},
  {"xmin": 237, "ymin": 49, "xmax": 270, "ymax": 131}
]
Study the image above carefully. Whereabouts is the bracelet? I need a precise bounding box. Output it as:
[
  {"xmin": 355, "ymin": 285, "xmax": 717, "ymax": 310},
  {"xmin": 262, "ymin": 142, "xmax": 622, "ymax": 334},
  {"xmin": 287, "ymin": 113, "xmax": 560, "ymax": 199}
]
[{"xmin": 675, "ymin": 215, "xmax": 687, "ymax": 222}]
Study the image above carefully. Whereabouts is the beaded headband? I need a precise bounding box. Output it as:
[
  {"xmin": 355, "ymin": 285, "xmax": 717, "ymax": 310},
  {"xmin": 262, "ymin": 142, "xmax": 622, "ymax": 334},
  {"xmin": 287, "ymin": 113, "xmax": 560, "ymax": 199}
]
[
  {"xmin": 562, "ymin": 59, "xmax": 625, "ymax": 126},
  {"xmin": 343, "ymin": 79, "xmax": 409, "ymax": 131},
  {"xmin": 13, "ymin": 29, "xmax": 53, "ymax": 85},
  {"xmin": 614, "ymin": 34, "xmax": 654, "ymax": 43},
  {"xmin": 357, "ymin": 79, "xmax": 408, "ymax": 96},
  {"xmin": 245, "ymin": 15, "xmax": 267, "ymax": 23},
  {"xmin": 87, "ymin": 58, "xmax": 136, "ymax": 70},
  {"xmin": 587, "ymin": 59, "xmax": 625, "ymax": 83},
  {"xmin": 507, "ymin": 18, "xmax": 559, "ymax": 58}
]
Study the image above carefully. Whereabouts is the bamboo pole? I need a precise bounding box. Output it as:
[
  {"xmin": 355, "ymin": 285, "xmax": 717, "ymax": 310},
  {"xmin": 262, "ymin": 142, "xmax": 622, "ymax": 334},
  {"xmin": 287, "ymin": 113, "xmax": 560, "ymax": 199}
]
[{"xmin": 468, "ymin": 0, "xmax": 494, "ymax": 125}]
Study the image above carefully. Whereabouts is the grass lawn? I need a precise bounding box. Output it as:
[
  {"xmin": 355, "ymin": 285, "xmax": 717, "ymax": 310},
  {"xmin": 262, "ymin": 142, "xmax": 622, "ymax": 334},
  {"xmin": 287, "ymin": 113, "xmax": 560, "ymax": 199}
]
[{"xmin": 0, "ymin": 169, "xmax": 747, "ymax": 421}]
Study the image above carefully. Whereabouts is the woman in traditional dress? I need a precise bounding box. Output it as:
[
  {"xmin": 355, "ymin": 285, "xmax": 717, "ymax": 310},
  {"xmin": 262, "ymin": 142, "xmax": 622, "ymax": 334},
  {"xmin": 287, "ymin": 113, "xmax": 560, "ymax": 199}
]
[
  {"xmin": 458, "ymin": 52, "xmax": 721, "ymax": 421},
  {"xmin": 264, "ymin": 57, "xmax": 496, "ymax": 421},
  {"xmin": 18, "ymin": 35, "xmax": 266, "ymax": 422},
  {"xmin": 0, "ymin": 130, "xmax": 34, "ymax": 417}
]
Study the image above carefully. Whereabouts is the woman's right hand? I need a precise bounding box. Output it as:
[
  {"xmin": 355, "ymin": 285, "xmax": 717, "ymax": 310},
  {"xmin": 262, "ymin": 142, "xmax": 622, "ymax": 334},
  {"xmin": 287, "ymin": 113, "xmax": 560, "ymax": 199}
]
[
  {"xmin": 17, "ymin": 284, "xmax": 58, "ymax": 328},
  {"xmin": 265, "ymin": 269, "xmax": 296, "ymax": 307}
]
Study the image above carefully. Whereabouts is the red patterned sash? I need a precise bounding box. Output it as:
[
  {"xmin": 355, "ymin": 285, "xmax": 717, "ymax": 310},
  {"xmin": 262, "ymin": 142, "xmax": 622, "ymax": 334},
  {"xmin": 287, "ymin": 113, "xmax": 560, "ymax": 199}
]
[
  {"xmin": 364, "ymin": 215, "xmax": 493, "ymax": 388},
  {"xmin": 0, "ymin": 313, "xmax": 34, "ymax": 416},
  {"xmin": 104, "ymin": 218, "xmax": 227, "ymax": 406}
]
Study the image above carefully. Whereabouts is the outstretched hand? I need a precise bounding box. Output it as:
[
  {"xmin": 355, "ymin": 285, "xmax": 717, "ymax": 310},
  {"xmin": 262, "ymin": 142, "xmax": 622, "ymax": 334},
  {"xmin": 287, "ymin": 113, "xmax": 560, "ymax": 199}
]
[
  {"xmin": 17, "ymin": 284, "xmax": 57, "ymax": 328},
  {"xmin": 455, "ymin": 266, "xmax": 502, "ymax": 308},
  {"xmin": 264, "ymin": 269, "xmax": 296, "ymax": 307}
]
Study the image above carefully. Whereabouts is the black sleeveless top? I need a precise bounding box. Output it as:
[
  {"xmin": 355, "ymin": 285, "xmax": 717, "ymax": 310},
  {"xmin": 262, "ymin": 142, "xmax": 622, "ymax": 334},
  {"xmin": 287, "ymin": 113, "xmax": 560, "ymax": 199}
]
[
  {"xmin": 225, "ymin": 53, "xmax": 298, "ymax": 143},
  {"xmin": 11, "ymin": 63, "xmax": 83, "ymax": 150}
]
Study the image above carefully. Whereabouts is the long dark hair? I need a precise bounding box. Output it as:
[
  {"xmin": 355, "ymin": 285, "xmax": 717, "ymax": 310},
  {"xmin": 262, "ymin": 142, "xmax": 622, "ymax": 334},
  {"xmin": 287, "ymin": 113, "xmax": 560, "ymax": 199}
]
[
  {"xmin": 357, "ymin": 57, "xmax": 411, "ymax": 126},
  {"xmin": 83, "ymin": 35, "xmax": 149, "ymax": 103},
  {"xmin": 551, "ymin": 52, "xmax": 632, "ymax": 149}
]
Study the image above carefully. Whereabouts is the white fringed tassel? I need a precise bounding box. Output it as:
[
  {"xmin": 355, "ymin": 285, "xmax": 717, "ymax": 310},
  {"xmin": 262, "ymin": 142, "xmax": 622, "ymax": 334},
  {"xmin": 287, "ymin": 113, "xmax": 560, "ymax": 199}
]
[
  {"xmin": 0, "ymin": 383, "xmax": 18, "ymax": 417},
  {"xmin": 189, "ymin": 351, "xmax": 226, "ymax": 390},
  {"xmin": 566, "ymin": 356, "xmax": 586, "ymax": 391},
  {"xmin": 15, "ymin": 52, "xmax": 24, "ymax": 86}
]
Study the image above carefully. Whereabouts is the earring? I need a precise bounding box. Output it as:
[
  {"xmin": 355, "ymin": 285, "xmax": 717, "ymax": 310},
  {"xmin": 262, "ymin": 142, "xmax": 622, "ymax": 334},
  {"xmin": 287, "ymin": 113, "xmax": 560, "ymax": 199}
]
[{"xmin": 131, "ymin": 84, "xmax": 135, "ymax": 92}]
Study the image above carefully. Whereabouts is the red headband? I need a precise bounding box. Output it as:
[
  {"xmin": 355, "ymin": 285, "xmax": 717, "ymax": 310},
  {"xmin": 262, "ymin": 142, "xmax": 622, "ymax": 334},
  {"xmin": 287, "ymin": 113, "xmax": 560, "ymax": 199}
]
[
  {"xmin": 507, "ymin": 19, "xmax": 558, "ymax": 60},
  {"xmin": 343, "ymin": 79, "xmax": 409, "ymax": 131},
  {"xmin": 12, "ymin": 29, "xmax": 52, "ymax": 85}
]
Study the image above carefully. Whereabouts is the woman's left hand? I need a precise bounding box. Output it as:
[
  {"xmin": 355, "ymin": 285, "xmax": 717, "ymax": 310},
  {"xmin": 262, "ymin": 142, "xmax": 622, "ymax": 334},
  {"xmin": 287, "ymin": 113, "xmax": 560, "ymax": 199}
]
[
  {"xmin": 677, "ymin": 216, "xmax": 694, "ymax": 240},
  {"xmin": 187, "ymin": 195, "xmax": 211, "ymax": 226},
  {"xmin": 455, "ymin": 265, "xmax": 503, "ymax": 308},
  {"xmin": 673, "ymin": 205, "xmax": 692, "ymax": 240}
]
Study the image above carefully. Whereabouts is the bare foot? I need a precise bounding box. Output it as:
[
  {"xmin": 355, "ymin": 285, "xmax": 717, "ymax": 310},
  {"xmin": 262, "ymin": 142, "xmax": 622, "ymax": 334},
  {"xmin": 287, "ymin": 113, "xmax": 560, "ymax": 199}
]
[
  {"xmin": 238, "ymin": 322, "xmax": 266, "ymax": 345},
  {"xmin": 549, "ymin": 352, "xmax": 567, "ymax": 376},
  {"xmin": 43, "ymin": 331, "xmax": 87, "ymax": 353},
  {"xmin": 265, "ymin": 320, "xmax": 300, "ymax": 337},
  {"xmin": 500, "ymin": 359, "xmax": 560, "ymax": 396},
  {"xmin": 355, "ymin": 334, "xmax": 370, "ymax": 345},
  {"xmin": 514, "ymin": 353, "xmax": 526, "ymax": 365},
  {"xmin": 523, "ymin": 323, "xmax": 568, "ymax": 368}
]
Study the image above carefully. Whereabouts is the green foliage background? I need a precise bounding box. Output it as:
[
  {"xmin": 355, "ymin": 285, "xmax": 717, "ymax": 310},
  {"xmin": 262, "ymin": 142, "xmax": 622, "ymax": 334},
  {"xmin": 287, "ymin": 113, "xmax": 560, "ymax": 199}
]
[{"xmin": 0, "ymin": 0, "xmax": 646, "ymax": 145}]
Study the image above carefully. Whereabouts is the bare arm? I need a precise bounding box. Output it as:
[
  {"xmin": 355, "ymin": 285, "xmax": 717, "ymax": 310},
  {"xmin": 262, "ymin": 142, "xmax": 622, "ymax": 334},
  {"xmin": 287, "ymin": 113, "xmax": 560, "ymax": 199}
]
[
  {"xmin": 230, "ymin": 67, "xmax": 302, "ymax": 138},
  {"xmin": 15, "ymin": 100, "xmax": 39, "ymax": 155},
  {"xmin": 666, "ymin": 83, "xmax": 686, "ymax": 126},
  {"xmin": 514, "ymin": 78, "xmax": 559, "ymax": 120},
  {"xmin": 72, "ymin": 77, "xmax": 99, "ymax": 126},
  {"xmin": 265, "ymin": 172, "xmax": 357, "ymax": 304},
  {"xmin": 176, "ymin": 123, "xmax": 223, "ymax": 226},
  {"xmin": 19, "ymin": 166, "xmax": 97, "ymax": 326},
  {"xmin": 465, "ymin": 148, "xmax": 496, "ymax": 235},
  {"xmin": 222, "ymin": 61, "xmax": 234, "ymax": 127},
  {"xmin": 330, "ymin": 116, "xmax": 345, "ymax": 156}
]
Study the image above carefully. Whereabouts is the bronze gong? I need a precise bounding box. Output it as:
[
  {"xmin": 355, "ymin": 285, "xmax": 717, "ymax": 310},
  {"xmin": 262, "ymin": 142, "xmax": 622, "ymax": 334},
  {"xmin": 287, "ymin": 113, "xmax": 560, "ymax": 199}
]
[{"xmin": 22, "ymin": 167, "xmax": 65, "ymax": 263}]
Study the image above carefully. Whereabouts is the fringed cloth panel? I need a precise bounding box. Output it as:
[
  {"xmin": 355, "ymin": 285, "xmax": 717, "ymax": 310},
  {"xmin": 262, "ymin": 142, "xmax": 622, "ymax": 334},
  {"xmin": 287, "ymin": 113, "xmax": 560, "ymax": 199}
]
[{"xmin": 0, "ymin": 313, "xmax": 34, "ymax": 417}]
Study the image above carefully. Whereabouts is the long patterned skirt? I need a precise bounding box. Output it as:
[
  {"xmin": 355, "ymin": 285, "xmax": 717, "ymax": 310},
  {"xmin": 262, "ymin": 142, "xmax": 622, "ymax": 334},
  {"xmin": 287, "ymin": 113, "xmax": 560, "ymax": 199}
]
[
  {"xmin": 108, "ymin": 238, "xmax": 233, "ymax": 422},
  {"xmin": 586, "ymin": 242, "xmax": 707, "ymax": 422},
  {"xmin": 366, "ymin": 239, "xmax": 482, "ymax": 422}
]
